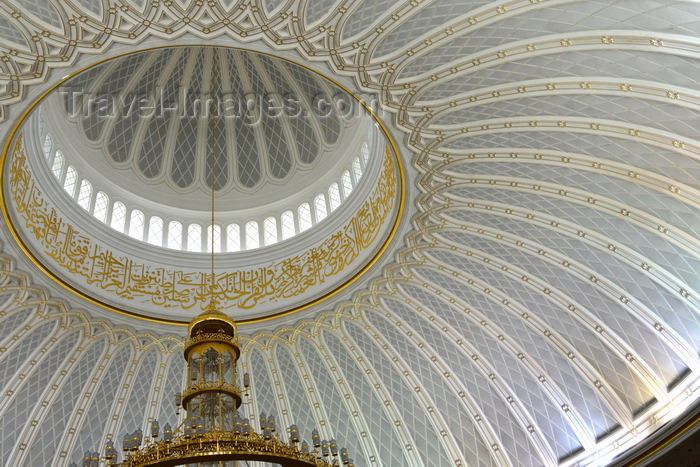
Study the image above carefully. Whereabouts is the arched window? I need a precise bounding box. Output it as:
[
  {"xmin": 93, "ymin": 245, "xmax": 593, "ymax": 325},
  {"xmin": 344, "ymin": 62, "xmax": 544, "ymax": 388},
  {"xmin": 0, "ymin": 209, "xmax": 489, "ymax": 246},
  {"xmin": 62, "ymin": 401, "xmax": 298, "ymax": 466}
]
[
  {"xmin": 148, "ymin": 216, "xmax": 163, "ymax": 246},
  {"xmin": 328, "ymin": 183, "xmax": 341, "ymax": 212},
  {"xmin": 168, "ymin": 221, "xmax": 183, "ymax": 250},
  {"xmin": 63, "ymin": 166, "xmax": 77, "ymax": 196},
  {"xmin": 93, "ymin": 191, "xmax": 109, "ymax": 223},
  {"xmin": 77, "ymin": 179, "xmax": 92, "ymax": 210},
  {"xmin": 341, "ymin": 170, "xmax": 353, "ymax": 198},
  {"xmin": 245, "ymin": 221, "xmax": 259, "ymax": 249},
  {"xmin": 187, "ymin": 224, "xmax": 202, "ymax": 252},
  {"xmin": 111, "ymin": 202, "xmax": 126, "ymax": 231},
  {"xmin": 361, "ymin": 141, "xmax": 369, "ymax": 166},
  {"xmin": 207, "ymin": 225, "xmax": 221, "ymax": 252},
  {"xmin": 129, "ymin": 210, "xmax": 145, "ymax": 240},
  {"xmin": 263, "ymin": 217, "xmax": 277, "ymax": 246},
  {"xmin": 226, "ymin": 224, "xmax": 240, "ymax": 252},
  {"xmin": 298, "ymin": 203, "xmax": 312, "ymax": 232},
  {"xmin": 314, "ymin": 193, "xmax": 327, "ymax": 223},
  {"xmin": 51, "ymin": 150, "xmax": 64, "ymax": 178},
  {"xmin": 281, "ymin": 211, "xmax": 295, "ymax": 240},
  {"xmin": 352, "ymin": 157, "xmax": 362, "ymax": 183},
  {"xmin": 42, "ymin": 134, "xmax": 52, "ymax": 159}
]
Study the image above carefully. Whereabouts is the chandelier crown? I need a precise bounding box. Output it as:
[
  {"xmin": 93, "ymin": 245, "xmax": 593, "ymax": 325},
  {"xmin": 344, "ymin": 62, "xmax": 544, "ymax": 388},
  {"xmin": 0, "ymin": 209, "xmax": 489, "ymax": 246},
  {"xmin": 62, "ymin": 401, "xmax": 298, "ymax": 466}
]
[{"xmin": 187, "ymin": 301, "xmax": 237, "ymax": 337}]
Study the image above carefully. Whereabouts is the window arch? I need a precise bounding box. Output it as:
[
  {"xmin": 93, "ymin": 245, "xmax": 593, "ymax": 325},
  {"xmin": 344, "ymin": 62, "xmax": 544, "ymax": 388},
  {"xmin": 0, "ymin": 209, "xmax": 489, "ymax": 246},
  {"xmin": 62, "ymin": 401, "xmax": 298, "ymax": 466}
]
[
  {"xmin": 341, "ymin": 170, "xmax": 353, "ymax": 198},
  {"xmin": 245, "ymin": 221, "xmax": 259, "ymax": 249},
  {"xmin": 46, "ymin": 147, "xmax": 366, "ymax": 252},
  {"xmin": 187, "ymin": 224, "xmax": 202, "ymax": 252},
  {"xmin": 263, "ymin": 217, "xmax": 277, "ymax": 246},
  {"xmin": 298, "ymin": 203, "xmax": 312, "ymax": 232},
  {"xmin": 129, "ymin": 210, "xmax": 145, "ymax": 240},
  {"xmin": 51, "ymin": 150, "xmax": 64, "ymax": 178},
  {"xmin": 361, "ymin": 141, "xmax": 369, "ymax": 166},
  {"xmin": 93, "ymin": 191, "xmax": 109, "ymax": 223},
  {"xmin": 168, "ymin": 221, "xmax": 183, "ymax": 250},
  {"xmin": 42, "ymin": 134, "xmax": 52, "ymax": 159},
  {"xmin": 281, "ymin": 211, "xmax": 295, "ymax": 240},
  {"xmin": 148, "ymin": 216, "xmax": 163, "ymax": 246},
  {"xmin": 352, "ymin": 157, "xmax": 362, "ymax": 183},
  {"xmin": 63, "ymin": 166, "xmax": 77, "ymax": 196},
  {"xmin": 328, "ymin": 183, "xmax": 341, "ymax": 212},
  {"xmin": 207, "ymin": 225, "xmax": 221, "ymax": 252},
  {"xmin": 77, "ymin": 179, "xmax": 92, "ymax": 210},
  {"xmin": 111, "ymin": 202, "xmax": 126, "ymax": 231},
  {"xmin": 314, "ymin": 194, "xmax": 327, "ymax": 223},
  {"xmin": 226, "ymin": 224, "xmax": 240, "ymax": 252}
]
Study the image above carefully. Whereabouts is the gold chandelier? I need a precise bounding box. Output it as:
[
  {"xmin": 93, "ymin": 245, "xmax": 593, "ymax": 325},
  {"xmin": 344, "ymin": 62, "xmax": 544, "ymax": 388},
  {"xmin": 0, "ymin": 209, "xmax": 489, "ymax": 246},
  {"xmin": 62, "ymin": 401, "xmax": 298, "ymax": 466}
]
[
  {"xmin": 101, "ymin": 300, "xmax": 353, "ymax": 467},
  {"xmin": 81, "ymin": 48, "xmax": 355, "ymax": 467}
]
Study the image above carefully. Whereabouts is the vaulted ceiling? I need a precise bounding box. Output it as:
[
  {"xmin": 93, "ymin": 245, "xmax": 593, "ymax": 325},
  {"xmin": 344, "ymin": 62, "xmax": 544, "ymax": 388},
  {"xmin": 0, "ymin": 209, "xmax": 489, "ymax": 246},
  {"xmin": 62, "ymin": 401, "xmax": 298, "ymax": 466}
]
[{"xmin": 0, "ymin": 1, "xmax": 698, "ymax": 466}]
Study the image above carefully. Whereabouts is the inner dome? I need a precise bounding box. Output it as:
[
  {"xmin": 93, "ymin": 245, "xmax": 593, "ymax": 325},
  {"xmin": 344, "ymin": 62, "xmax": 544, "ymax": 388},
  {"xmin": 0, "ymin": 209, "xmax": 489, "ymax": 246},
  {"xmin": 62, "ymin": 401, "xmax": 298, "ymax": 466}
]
[
  {"xmin": 3, "ymin": 46, "xmax": 402, "ymax": 324},
  {"xmin": 39, "ymin": 46, "xmax": 378, "ymax": 252}
]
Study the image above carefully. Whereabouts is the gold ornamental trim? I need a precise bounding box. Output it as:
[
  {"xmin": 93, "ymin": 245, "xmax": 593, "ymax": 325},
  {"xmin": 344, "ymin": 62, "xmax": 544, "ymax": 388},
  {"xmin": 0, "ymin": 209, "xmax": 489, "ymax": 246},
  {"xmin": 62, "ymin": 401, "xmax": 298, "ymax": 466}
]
[
  {"xmin": 183, "ymin": 332, "xmax": 241, "ymax": 361},
  {"xmin": 124, "ymin": 430, "xmax": 332, "ymax": 467},
  {"xmin": 181, "ymin": 381, "xmax": 242, "ymax": 407}
]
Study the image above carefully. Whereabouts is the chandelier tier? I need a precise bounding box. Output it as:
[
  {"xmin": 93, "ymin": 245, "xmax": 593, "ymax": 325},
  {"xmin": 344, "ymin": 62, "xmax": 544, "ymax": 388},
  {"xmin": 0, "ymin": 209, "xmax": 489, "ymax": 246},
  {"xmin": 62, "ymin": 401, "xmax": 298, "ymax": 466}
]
[{"xmin": 100, "ymin": 301, "xmax": 353, "ymax": 467}]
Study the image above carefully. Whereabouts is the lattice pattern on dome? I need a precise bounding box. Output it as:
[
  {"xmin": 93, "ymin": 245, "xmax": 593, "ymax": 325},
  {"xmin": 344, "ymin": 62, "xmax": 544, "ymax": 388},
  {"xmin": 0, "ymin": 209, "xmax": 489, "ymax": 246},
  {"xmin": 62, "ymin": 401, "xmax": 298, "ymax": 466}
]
[
  {"xmin": 71, "ymin": 0, "xmax": 101, "ymax": 17},
  {"xmin": 247, "ymin": 348, "xmax": 281, "ymax": 425},
  {"xmin": 0, "ymin": 14, "xmax": 29, "ymax": 48},
  {"xmin": 403, "ymin": 270, "xmax": 585, "ymax": 458},
  {"xmin": 208, "ymin": 115, "xmax": 229, "ymax": 191},
  {"xmin": 138, "ymin": 111, "xmax": 167, "ymax": 179},
  {"xmin": 0, "ymin": 330, "xmax": 79, "ymax": 461},
  {"xmin": 57, "ymin": 46, "xmax": 351, "ymax": 194},
  {"xmin": 25, "ymin": 338, "xmax": 105, "ymax": 466},
  {"xmin": 244, "ymin": 53, "xmax": 293, "ymax": 181},
  {"xmin": 434, "ymin": 213, "xmax": 691, "ymax": 388},
  {"xmin": 170, "ymin": 49, "xmax": 204, "ymax": 188},
  {"xmin": 116, "ymin": 349, "xmax": 158, "ymax": 438},
  {"xmin": 274, "ymin": 344, "xmax": 318, "ymax": 439},
  {"xmin": 393, "ymin": 277, "xmax": 621, "ymax": 440},
  {"xmin": 322, "ymin": 329, "xmax": 412, "ymax": 467},
  {"xmin": 83, "ymin": 57, "xmax": 143, "ymax": 143},
  {"xmin": 0, "ymin": 321, "xmax": 56, "ymax": 395},
  {"xmin": 345, "ymin": 320, "xmax": 455, "ymax": 466},
  {"xmin": 138, "ymin": 50, "xmax": 191, "ymax": 179},
  {"xmin": 381, "ymin": 292, "xmax": 546, "ymax": 466},
  {"xmin": 70, "ymin": 344, "xmax": 133, "ymax": 465},
  {"xmin": 235, "ymin": 117, "xmax": 262, "ymax": 188},
  {"xmin": 297, "ymin": 338, "xmax": 370, "ymax": 466},
  {"xmin": 364, "ymin": 309, "xmax": 499, "ymax": 467},
  {"xmin": 158, "ymin": 353, "xmax": 185, "ymax": 429},
  {"xmin": 425, "ymin": 260, "xmax": 656, "ymax": 416},
  {"xmin": 12, "ymin": 0, "xmax": 62, "ymax": 28},
  {"xmin": 2, "ymin": 2, "xmax": 700, "ymax": 466}
]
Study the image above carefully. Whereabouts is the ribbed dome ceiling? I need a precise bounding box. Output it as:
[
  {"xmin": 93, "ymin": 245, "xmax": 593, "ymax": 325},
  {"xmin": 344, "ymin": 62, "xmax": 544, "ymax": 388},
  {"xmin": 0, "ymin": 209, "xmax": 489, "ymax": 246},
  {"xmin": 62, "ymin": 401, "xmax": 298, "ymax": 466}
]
[
  {"xmin": 60, "ymin": 46, "xmax": 341, "ymax": 192},
  {"xmin": 0, "ymin": 2, "xmax": 698, "ymax": 467}
]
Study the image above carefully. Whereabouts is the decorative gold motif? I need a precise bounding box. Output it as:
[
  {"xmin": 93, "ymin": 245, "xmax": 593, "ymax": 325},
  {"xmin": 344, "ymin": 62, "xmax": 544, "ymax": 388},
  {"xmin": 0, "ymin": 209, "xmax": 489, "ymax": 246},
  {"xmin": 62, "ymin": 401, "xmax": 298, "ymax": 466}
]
[
  {"xmin": 125, "ymin": 430, "xmax": 330, "ymax": 467},
  {"xmin": 8, "ymin": 134, "xmax": 397, "ymax": 312}
]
